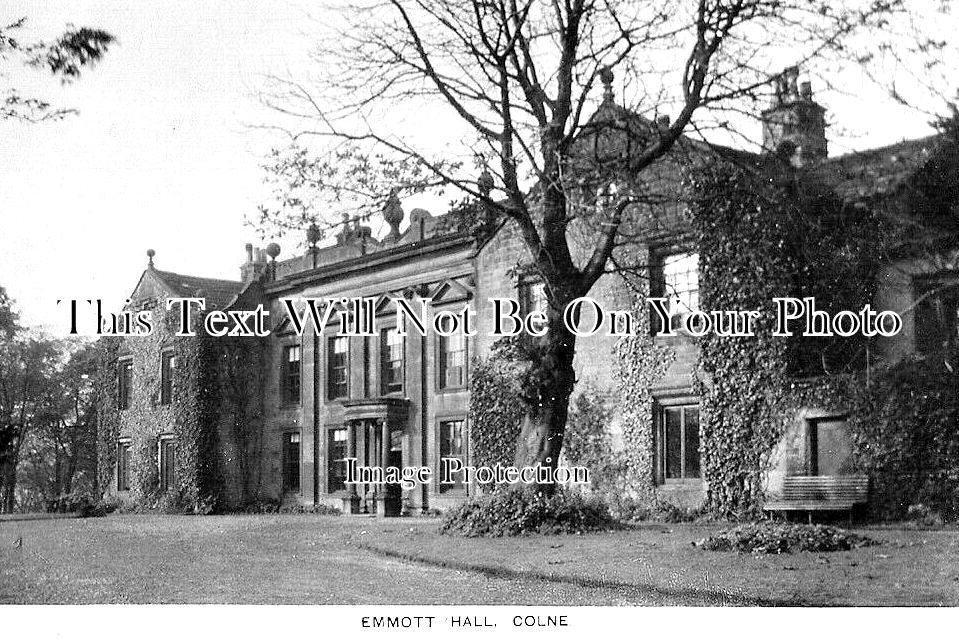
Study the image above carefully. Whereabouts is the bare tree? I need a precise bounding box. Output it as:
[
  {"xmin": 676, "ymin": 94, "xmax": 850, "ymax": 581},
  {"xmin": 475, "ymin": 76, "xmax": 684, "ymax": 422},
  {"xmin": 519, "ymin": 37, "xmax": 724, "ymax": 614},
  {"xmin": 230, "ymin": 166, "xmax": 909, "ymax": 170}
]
[{"xmin": 257, "ymin": 0, "xmax": 938, "ymax": 480}]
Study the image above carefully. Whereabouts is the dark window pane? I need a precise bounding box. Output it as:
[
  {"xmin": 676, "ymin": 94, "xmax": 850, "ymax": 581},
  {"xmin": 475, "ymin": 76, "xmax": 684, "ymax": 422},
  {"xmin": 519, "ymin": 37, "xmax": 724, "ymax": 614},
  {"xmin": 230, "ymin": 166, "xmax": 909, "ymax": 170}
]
[
  {"xmin": 439, "ymin": 420, "xmax": 466, "ymax": 493},
  {"xmin": 160, "ymin": 352, "xmax": 175, "ymax": 405},
  {"xmin": 117, "ymin": 442, "xmax": 130, "ymax": 491},
  {"xmin": 380, "ymin": 328, "xmax": 404, "ymax": 394},
  {"xmin": 159, "ymin": 439, "xmax": 175, "ymax": 492},
  {"xmin": 683, "ymin": 407, "xmax": 701, "ymax": 478},
  {"xmin": 283, "ymin": 432, "xmax": 301, "ymax": 493},
  {"xmin": 283, "ymin": 345, "xmax": 301, "ymax": 404},
  {"xmin": 328, "ymin": 428, "xmax": 348, "ymax": 493},
  {"xmin": 118, "ymin": 361, "xmax": 132, "ymax": 410},
  {"xmin": 438, "ymin": 318, "xmax": 468, "ymax": 389},
  {"xmin": 328, "ymin": 337, "xmax": 349, "ymax": 399},
  {"xmin": 664, "ymin": 407, "xmax": 682, "ymax": 479}
]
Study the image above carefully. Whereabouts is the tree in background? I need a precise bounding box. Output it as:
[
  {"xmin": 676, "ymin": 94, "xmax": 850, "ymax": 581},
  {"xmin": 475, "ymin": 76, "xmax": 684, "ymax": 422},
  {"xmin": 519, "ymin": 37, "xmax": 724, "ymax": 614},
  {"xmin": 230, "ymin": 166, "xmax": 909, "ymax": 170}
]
[
  {"xmin": 256, "ymin": 0, "xmax": 946, "ymax": 483},
  {"xmin": 1, "ymin": 16, "xmax": 114, "ymax": 122}
]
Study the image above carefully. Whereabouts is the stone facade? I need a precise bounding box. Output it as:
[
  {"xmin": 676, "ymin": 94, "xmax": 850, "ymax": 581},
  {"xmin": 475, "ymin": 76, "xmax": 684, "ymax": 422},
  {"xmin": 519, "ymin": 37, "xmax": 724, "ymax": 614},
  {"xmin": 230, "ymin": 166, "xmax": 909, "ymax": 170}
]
[{"xmin": 99, "ymin": 71, "xmax": 959, "ymax": 516}]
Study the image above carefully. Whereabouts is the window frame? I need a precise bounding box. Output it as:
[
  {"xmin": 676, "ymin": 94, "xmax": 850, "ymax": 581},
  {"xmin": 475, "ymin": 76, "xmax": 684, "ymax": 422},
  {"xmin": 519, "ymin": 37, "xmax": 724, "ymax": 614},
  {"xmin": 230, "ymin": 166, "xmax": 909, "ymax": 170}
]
[
  {"xmin": 327, "ymin": 427, "xmax": 349, "ymax": 493},
  {"xmin": 436, "ymin": 316, "xmax": 469, "ymax": 392},
  {"xmin": 281, "ymin": 344, "xmax": 302, "ymax": 406},
  {"xmin": 160, "ymin": 350, "xmax": 175, "ymax": 405},
  {"xmin": 650, "ymin": 250, "xmax": 700, "ymax": 335},
  {"xmin": 379, "ymin": 326, "xmax": 405, "ymax": 395},
  {"xmin": 327, "ymin": 336, "xmax": 350, "ymax": 401},
  {"xmin": 158, "ymin": 434, "xmax": 176, "ymax": 493},
  {"xmin": 117, "ymin": 438, "xmax": 132, "ymax": 492},
  {"xmin": 437, "ymin": 417, "xmax": 468, "ymax": 495},
  {"xmin": 281, "ymin": 431, "xmax": 301, "ymax": 494},
  {"xmin": 117, "ymin": 358, "xmax": 133, "ymax": 411},
  {"xmin": 653, "ymin": 402, "xmax": 701, "ymax": 484}
]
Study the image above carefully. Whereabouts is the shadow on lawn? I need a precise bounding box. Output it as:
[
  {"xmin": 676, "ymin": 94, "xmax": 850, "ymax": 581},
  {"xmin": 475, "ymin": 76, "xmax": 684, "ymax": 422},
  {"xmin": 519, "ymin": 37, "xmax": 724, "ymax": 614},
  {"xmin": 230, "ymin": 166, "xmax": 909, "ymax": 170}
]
[{"xmin": 354, "ymin": 540, "xmax": 798, "ymax": 606}]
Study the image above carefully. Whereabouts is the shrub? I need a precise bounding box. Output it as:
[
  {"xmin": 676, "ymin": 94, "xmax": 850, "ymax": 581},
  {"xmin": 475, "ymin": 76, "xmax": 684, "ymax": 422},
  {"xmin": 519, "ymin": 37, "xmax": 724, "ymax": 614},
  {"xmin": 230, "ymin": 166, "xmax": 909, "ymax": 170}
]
[
  {"xmin": 695, "ymin": 522, "xmax": 878, "ymax": 554},
  {"xmin": 440, "ymin": 487, "xmax": 621, "ymax": 537},
  {"xmin": 608, "ymin": 494, "xmax": 704, "ymax": 523}
]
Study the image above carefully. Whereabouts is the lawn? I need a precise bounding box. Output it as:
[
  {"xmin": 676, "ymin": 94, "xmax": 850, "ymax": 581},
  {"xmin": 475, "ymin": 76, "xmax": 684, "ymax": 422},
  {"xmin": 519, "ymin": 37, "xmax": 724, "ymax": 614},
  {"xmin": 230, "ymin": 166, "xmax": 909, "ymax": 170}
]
[{"xmin": 1, "ymin": 514, "xmax": 957, "ymax": 605}]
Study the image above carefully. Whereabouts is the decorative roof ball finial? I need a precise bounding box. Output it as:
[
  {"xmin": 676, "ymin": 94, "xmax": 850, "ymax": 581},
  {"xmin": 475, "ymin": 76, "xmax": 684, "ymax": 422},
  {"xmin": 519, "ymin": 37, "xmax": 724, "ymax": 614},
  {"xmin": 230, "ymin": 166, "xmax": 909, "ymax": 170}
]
[
  {"xmin": 599, "ymin": 66, "xmax": 614, "ymax": 102},
  {"xmin": 265, "ymin": 243, "xmax": 281, "ymax": 261},
  {"xmin": 146, "ymin": 248, "xmax": 155, "ymax": 268},
  {"xmin": 306, "ymin": 221, "xmax": 321, "ymax": 248}
]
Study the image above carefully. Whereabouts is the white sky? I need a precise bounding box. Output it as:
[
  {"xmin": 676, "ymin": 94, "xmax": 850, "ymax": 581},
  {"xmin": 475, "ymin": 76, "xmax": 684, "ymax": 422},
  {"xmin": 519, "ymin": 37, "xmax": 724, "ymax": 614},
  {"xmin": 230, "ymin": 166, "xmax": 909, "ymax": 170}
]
[{"xmin": 1, "ymin": 1, "xmax": 953, "ymax": 332}]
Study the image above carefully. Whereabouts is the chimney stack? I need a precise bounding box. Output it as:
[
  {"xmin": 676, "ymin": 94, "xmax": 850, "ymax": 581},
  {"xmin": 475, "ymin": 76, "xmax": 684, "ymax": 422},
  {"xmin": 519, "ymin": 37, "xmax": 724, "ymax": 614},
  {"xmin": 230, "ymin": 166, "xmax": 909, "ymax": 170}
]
[{"xmin": 761, "ymin": 66, "xmax": 827, "ymax": 167}]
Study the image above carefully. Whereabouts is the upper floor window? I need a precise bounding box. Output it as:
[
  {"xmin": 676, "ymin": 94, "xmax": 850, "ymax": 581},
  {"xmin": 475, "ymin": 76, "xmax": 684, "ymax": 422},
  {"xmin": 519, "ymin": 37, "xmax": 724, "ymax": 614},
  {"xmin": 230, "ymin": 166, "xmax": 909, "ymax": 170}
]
[
  {"xmin": 654, "ymin": 404, "xmax": 700, "ymax": 484},
  {"xmin": 117, "ymin": 359, "xmax": 133, "ymax": 410},
  {"xmin": 653, "ymin": 251, "xmax": 699, "ymax": 333},
  {"xmin": 282, "ymin": 345, "xmax": 302, "ymax": 405},
  {"xmin": 380, "ymin": 327, "xmax": 404, "ymax": 395},
  {"xmin": 915, "ymin": 273, "xmax": 959, "ymax": 356},
  {"xmin": 282, "ymin": 432, "xmax": 301, "ymax": 493},
  {"xmin": 438, "ymin": 317, "xmax": 468, "ymax": 390},
  {"xmin": 328, "ymin": 336, "xmax": 349, "ymax": 400},
  {"xmin": 160, "ymin": 351, "xmax": 175, "ymax": 405}
]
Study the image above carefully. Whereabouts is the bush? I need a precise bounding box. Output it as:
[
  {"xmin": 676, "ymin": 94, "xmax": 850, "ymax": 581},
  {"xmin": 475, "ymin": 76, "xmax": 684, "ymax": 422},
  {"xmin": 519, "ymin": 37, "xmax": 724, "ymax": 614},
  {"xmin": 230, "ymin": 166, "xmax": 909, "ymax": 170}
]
[
  {"xmin": 608, "ymin": 494, "xmax": 704, "ymax": 523},
  {"xmin": 440, "ymin": 487, "xmax": 621, "ymax": 537},
  {"xmin": 695, "ymin": 522, "xmax": 878, "ymax": 554}
]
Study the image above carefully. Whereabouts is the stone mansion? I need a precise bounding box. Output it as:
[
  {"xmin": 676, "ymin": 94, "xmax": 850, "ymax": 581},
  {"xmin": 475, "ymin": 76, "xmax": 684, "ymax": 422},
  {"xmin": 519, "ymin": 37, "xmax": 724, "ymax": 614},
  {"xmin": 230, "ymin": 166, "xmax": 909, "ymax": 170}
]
[{"xmin": 99, "ymin": 70, "xmax": 959, "ymax": 516}]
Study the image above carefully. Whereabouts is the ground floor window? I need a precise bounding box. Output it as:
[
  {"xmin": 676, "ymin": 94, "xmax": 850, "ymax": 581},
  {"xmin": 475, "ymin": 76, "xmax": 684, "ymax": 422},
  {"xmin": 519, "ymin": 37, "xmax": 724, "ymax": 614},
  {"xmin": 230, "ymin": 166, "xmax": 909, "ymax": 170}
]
[
  {"xmin": 117, "ymin": 440, "xmax": 131, "ymax": 492},
  {"xmin": 328, "ymin": 428, "xmax": 348, "ymax": 493},
  {"xmin": 808, "ymin": 416, "xmax": 853, "ymax": 476},
  {"xmin": 654, "ymin": 404, "xmax": 700, "ymax": 483},
  {"xmin": 158, "ymin": 435, "xmax": 176, "ymax": 492},
  {"xmin": 439, "ymin": 419, "xmax": 466, "ymax": 494},
  {"xmin": 282, "ymin": 432, "xmax": 301, "ymax": 493}
]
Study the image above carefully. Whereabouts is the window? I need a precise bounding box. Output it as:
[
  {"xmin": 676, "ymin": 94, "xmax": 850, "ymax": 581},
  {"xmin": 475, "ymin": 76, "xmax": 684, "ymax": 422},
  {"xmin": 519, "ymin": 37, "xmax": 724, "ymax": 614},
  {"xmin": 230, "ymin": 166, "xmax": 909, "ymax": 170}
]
[
  {"xmin": 809, "ymin": 417, "xmax": 854, "ymax": 476},
  {"xmin": 328, "ymin": 428, "xmax": 348, "ymax": 493},
  {"xmin": 654, "ymin": 252, "xmax": 699, "ymax": 333},
  {"xmin": 438, "ymin": 321, "xmax": 468, "ymax": 390},
  {"xmin": 117, "ymin": 440, "xmax": 131, "ymax": 492},
  {"xmin": 328, "ymin": 336, "xmax": 349, "ymax": 399},
  {"xmin": 282, "ymin": 345, "xmax": 301, "ymax": 404},
  {"xmin": 380, "ymin": 327, "xmax": 404, "ymax": 394},
  {"xmin": 915, "ymin": 274, "xmax": 959, "ymax": 355},
  {"xmin": 160, "ymin": 351, "xmax": 175, "ymax": 405},
  {"xmin": 159, "ymin": 436, "xmax": 176, "ymax": 492},
  {"xmin": 439, "ymin": 419, "xmax": 467, "ymax": 493},
  {"xmin": 282, "ymin": 432, "xmax": 301, "ymax": 493},
  {"xmin": 654, "ymin": 404, "xmax": 700, "ymax": 483},
  {"xmin": 117, "ymin": 359, "xmax": 132, "ymax": 410},
  {"xmin": 363, "ymin": 335, "xmax": 374, "ymax": 398}
]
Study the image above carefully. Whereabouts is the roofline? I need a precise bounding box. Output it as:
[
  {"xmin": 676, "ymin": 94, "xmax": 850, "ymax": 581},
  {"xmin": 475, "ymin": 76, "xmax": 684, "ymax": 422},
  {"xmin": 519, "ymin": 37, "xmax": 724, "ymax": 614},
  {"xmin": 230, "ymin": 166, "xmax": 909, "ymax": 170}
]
[{"xmin": 264, "ymin": 231, "xmax": 475, "ymax": 295}]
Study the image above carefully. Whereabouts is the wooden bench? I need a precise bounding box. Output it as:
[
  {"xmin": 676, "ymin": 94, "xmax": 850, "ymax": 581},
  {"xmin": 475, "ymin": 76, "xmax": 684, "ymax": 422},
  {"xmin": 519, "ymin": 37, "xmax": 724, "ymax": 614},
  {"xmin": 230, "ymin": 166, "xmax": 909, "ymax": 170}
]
[{"xmin": 763, "ymin": 475, "xmax": 869, "ymax": 523}]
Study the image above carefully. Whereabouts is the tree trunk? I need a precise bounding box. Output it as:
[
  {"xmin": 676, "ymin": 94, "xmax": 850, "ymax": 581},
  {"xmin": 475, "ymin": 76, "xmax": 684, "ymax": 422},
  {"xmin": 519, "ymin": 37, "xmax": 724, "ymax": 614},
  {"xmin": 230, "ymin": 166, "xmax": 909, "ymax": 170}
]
[{"xmin": 513, "ymin": 320, "xmax": 578, "ymax": 495}]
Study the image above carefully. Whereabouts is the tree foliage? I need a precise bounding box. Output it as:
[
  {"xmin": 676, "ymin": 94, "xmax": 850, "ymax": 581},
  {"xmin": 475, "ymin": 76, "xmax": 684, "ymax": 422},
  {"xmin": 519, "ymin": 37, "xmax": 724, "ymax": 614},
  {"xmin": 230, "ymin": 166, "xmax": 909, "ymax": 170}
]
[{"xmin": 1, "ymin": 17, "xmax": 114, "ymax": 122}]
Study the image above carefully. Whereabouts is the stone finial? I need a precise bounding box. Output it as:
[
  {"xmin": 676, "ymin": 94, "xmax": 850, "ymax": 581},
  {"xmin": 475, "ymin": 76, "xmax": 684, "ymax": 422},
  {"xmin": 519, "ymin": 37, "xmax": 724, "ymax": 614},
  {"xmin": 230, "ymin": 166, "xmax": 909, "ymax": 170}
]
[
  {"xmin": 265, "ymin": 243, "xmax": 281, "ymax": 261},
  {"xmin": 383, "ymin": 189, "xmax": 404, "ymax": 241},
  {"xmin": 599, "ymin": 66, "xmax": 614, "ymax": 103},
  {"xmin": 146, "ymin": 249, "xmax": 155, "ymax": 268},
  {"xmin": 306, "ymin": 221, "xmax": 321, "ymax": 248}
]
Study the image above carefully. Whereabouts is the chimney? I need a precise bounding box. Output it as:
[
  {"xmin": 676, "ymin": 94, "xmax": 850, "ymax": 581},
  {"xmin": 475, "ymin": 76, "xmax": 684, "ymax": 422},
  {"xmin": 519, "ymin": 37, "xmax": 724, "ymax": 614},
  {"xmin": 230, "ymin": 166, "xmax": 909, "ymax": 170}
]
[
  {"xmin": 761, "ymin": 66, "xmax": 827, "ymax": 167},
  {"xmin": 240, "ymin": 244, "xmax": 268, "ymax": 282}
]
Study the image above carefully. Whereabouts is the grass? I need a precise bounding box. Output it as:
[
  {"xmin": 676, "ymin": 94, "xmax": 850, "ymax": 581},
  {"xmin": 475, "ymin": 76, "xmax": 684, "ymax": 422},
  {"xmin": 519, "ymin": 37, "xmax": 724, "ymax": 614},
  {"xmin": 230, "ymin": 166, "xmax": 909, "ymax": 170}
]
[{"xmin": 1, "ymin": 514, "xmax": 957, "ymax": 605}]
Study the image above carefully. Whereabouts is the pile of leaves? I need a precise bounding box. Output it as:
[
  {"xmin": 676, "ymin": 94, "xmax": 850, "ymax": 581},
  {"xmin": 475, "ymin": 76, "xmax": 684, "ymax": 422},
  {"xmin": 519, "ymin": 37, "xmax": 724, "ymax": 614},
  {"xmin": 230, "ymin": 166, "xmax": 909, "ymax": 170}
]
[
  {"xmin": 440, "ymin": 487, "xmax": 621, "ymax": 537},
  {"xmin": 695, "ymin": 522, "xmax": 878, "ymax": 554}
]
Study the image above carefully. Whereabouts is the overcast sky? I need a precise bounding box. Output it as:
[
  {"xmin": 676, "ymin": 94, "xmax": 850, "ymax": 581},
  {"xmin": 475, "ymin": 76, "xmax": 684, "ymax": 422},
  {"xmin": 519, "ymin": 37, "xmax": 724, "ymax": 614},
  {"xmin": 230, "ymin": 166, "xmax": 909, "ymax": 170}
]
[{"xmin": 1, "ymin": 1, "xmax": 953, "ymax": 332}]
